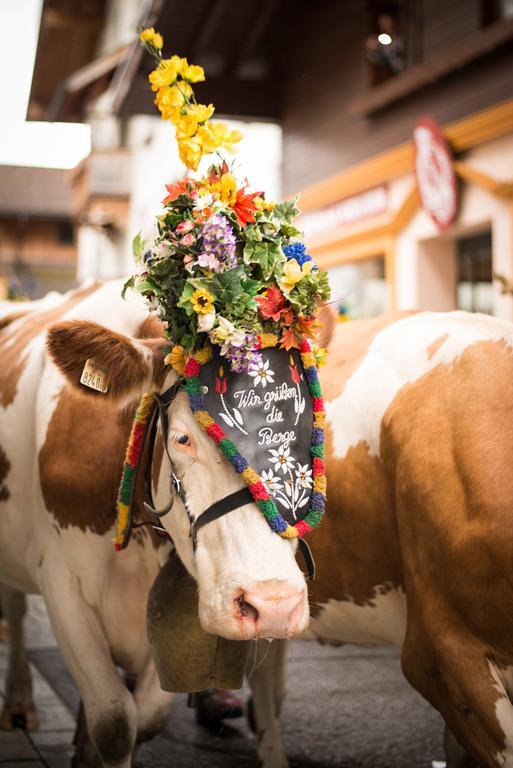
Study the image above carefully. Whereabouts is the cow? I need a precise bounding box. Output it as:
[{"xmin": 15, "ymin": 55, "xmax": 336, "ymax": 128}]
[
  {"xmin": 247, "ymin": 309, "xmax": 513, "ymax": 768},
  {"xmin": 0, "ymin": 280, "xmax": 308, "ymax": 768}
]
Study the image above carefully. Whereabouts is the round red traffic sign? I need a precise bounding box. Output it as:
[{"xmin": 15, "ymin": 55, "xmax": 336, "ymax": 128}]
[{"xmin": 413, "ymin": 117, "xmax": 458, "ymax": 231}]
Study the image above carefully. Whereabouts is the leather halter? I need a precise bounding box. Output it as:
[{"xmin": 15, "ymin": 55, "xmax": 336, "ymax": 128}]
[{"xmin": 140, "ymin": 382, "xmax": 315, "ymax": 579}]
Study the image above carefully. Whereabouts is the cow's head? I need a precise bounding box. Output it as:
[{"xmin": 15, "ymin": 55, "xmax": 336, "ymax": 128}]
[{"xmin": 47, "ymin": 317, "xmax": 323, "ymax": 640}]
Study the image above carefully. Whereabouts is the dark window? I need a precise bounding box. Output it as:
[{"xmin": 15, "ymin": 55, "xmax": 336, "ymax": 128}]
[
  {"xmin": 456, "ymin": 231, "xmax": 493, "ymax": 314},
  {"xmin": 482, "ymin": 0, "xmax": 513, "ymax": 26},
  {"xmin": 58, "ymin": 221, "xmax": 74, "ymax": 245},
  {"xmin": 366, "ymin": 1, "xmax": 407, "ymax": 86}
]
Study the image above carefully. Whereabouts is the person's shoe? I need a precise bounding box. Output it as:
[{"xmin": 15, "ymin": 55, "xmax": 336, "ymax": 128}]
[{"xmin": 196, "ymin": 689, "xmax": 244, "ymax": 726}]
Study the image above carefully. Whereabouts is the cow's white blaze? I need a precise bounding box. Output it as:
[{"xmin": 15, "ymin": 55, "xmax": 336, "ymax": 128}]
[
  {"xmin": 326, "ymin": 311, "xmax": 513, "ymax": 460},
  {"xmin": 304, "ymin": 586, "xmax": 407, "ymax": 646},
  {"xmin": 151, "ymin": 389, "xmax": 309, "ymax": 640}
]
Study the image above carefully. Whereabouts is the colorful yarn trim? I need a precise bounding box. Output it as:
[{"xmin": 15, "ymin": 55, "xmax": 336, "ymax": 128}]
[
  {"xmin": 114, "ymin": 393, "xmax": 156, "ymax": 550},
  {"xmin": 184, "ymin": 338, "xmax": 327, "ymax": 539}
]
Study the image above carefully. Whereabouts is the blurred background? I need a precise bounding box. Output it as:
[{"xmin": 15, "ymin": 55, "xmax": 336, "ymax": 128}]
[{"xmin": 1, "ymin": 0, "xmax": 513, "ymax": 322}]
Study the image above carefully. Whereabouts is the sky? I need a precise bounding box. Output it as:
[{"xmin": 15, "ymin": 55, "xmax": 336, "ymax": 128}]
[{"xmin": 0, "ymin": 0, "xmax": 91, "ymax": 168}]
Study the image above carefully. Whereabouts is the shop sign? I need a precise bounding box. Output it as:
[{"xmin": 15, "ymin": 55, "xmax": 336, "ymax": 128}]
[
  {"xmin": 413, "ymin": 117, "xmax": 458, "ymax": 231},
  {"xmin": 301, "ymin": 185, "xmax": 388, "ymax": 239}
]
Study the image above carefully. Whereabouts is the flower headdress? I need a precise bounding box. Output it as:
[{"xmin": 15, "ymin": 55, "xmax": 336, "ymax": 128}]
[
  {"xmin": 124, "ymin": 28, "xmax": 330, "ymax": 374},
  {"xmin": 118, "ymin": 29, "xmax": 330, "ymax": 543}
]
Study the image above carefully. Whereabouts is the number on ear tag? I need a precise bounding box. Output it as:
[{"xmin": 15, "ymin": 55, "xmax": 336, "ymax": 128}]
[{"xmin": 80, "ymin": 359, "xmax": 109, "ymax": 393}]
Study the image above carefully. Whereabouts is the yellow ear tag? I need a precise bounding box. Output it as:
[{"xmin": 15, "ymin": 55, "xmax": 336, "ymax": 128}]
[{"xmin": 80, "ymin": 359, "xmax": 109, "ymax": 394}]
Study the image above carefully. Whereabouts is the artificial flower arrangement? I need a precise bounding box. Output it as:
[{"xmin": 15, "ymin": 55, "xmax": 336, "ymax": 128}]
[{"xmin": 124, "ymin": 27, "xmax": 331, "ymax": 376}]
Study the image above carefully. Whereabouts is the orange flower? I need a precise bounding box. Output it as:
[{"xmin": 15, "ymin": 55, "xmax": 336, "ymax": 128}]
[
  {"xmin": 162, "ymin": 179, "xmax": 194, "ymax": 205},
  {"xmin": 231, "ymin": 188, "xmax": 263, "ymax": 227}
]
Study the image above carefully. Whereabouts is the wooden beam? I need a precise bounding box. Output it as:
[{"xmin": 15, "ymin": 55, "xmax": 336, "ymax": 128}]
[
  {"xmin": 349, "ymin": 17, "xmax": 513, "ymax": 117},
  {"xmin": 298, "ymin": 98, "xmax": 513, "ymax": 212}
]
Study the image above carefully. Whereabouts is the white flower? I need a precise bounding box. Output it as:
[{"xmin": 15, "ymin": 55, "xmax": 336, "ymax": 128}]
[
  {"xmin": 260, "ymin": 469, "xmax": 283, "ymax": 495},
  {"xmin": 209, "ymin": 316, "xmax": 245, "ymax": 356},
  {"xmin": 193, "ymin": 191, "xmax": 215, "ymax": 211},
  {"xmin": 197, "ymin": 311, "xmax": 216, "ymax": 332},
  {"xmin": 248, "ymin": 358, "xmax": 275, "ymax": 388},
  {"xmin": 268, "ymin": 445, "xmax": 295, "ymax": 474},
  {"xmin": 295, "ymin": 463, "xmax": 312, "ymax": 489}
]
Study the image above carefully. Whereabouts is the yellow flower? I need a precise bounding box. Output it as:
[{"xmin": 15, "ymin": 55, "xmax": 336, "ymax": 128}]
[
  {"xmin": 195, "ymin": 346, "xmax": 213, "ymax": 364},
  {"xmin": 220, "ymin": 172, "xmax": 237, "ymax": 204},
  {"xmin": 313, "ymin": 346, "xmax": 327, "ymax": 368},
  {"xmin": 191, "ymin": 288, "xmax": 215, "ymax": 314},
  {"xmin": 139, "ymin": 28, "xmax": 163, "ymax": 49},
  {"xmin": 196, "ymin": 122, "xmax": 242, "ymax": 154},
  {"xmin": 149, "ymin": 60, "xmax": 180, "ymax": 91},
  {"xmin": 181, "ymin": 63, "xmax": 205, "ymax": 83},
  {"xmin": 174, "ymin": 103, "xmax": 215, "ymax": 139},
  {"xmin": 280, "ymin": 259, "xmax": 314, "ymax": 293},
  {"xmin": 178, "ymin": 137, "xmax": 203, "ymax": 171},
  {"xmin": 253, "ymin": 196, "xmax": 276, "ymax": 212},
  {"xmin": 261, "ymin": 332, "xmax": 279, "ymax": 348},
  {"xmin": 155, "ymin": 82, "xmax": 193, "ymax": 121},
  {"xmin": 165, "ymin": 345, "xmax": 186, "ymax": 374}
]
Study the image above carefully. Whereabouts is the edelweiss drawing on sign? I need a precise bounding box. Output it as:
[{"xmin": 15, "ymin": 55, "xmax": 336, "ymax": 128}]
[{"xmin": 209, "ymin": 351, "xmax": 312, "ymax": 521}]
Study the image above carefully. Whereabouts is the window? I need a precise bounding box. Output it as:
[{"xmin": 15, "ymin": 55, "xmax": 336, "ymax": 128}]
[
  {"xmin": 366, "ymin": 1, "xmax": 407, "ymax": 86},
  {"xmin": 482, "ymin": 0, "xmax": 513, "ymax": 26},
  {"xmin": 329, "ymin": 257, "xmax": 388, "ymax": 320},
  {"xmin": 456, "ymin": 231, "xmax": 493, "ymax": 314},
  {"xmin": 58, "ymin": 221, "xmax": 74, "ymax": 245}
]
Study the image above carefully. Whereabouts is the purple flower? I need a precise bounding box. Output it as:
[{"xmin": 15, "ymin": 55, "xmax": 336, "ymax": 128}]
[
  {"xmin": 199, "ymin": 214, "xmax": 237, "ymax": 271},
  {"xmin": 224, "ymin": 330, "xmax": 262, "ymax": 372},
  {"xmin": 197, "ymin": 252, "xmax": 221, "ymax": 271}
]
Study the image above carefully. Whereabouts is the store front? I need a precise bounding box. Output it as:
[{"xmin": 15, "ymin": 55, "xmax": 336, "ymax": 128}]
[{"xmin": 299, "ymin": 99, "xmax": 513, "ymax": 321}]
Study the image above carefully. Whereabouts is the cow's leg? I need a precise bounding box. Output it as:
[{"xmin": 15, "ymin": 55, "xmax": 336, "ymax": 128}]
[
  {"xmin": 246, "ymin": 639, "xmax": 289, "ymax": 768},
  {"xmin": 132, "ymin": 654, "xmax": 173, "ymax": 743},
  {"xmin": 444, "ymin": 724, "xmax": 478, "ymax": 768},
  {"xmin": 402, "ymin": 630, "xmax": 513, "ymax": 768},
  {"xmin": 0, "ymin": 584, "xmax": 38, "ymax": 731},
  {"xmin": 41, "ymin": 568, "xmax": 137, "ymax": 768}
]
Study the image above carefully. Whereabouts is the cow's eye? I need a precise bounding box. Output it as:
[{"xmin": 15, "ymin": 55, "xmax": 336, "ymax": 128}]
[{"xmin": 175, "ymin": 433, "xmax": 191, "ymax": 446}]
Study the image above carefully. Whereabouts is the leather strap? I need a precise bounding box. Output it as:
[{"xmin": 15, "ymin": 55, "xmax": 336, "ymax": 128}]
[
  {"xmin": 297, "ymin": 538, "xmax": 316, "ymax": 581},
  {"xmin": 191, "ymin": 487, "xmax": 254, "ymax": 547}
]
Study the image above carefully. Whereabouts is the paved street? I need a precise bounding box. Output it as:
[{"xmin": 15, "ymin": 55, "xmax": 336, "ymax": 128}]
[{"xmin": 0, "ymin": 596, "xmax": 447, "ymax": 768}]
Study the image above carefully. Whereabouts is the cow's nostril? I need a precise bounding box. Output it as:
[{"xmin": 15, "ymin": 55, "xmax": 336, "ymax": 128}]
[{"xmin": 235, "ymin": 594, "xmax": 259, "ymax": 622}]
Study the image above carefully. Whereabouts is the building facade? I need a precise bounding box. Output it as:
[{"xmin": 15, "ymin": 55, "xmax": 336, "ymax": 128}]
[
  {"xmin": 27, "ymin": 0, "xmax": 513, "ymax": 318},
  {"xmin": 0, "ymin": 166, "xmax": 77, "ymax": 298}
]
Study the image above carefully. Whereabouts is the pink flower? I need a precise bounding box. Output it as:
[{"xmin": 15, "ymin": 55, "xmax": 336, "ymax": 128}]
[
  {"xmin": 176, "ymin": 219, "xmax": 194, "ymax": 234},
  {"xmin": 197, "ymin": 252, "xmax": 220, "ymax": 271},
  {"xmin": 181, "ymin": 233, "xmax": 196, "ymax": 246},
  {"xmin": 183, "ymin": 254, "xmax": 195, "ymax": 272}
]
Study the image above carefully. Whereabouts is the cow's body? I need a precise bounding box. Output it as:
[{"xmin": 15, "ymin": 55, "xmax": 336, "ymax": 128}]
[
  {"xmin": 0, "ymin": 282, "xmax": 174, "ymax": 764},
  {"xmin": 300, "ymin": 309, "xmax": 513, "ymax": 768}
]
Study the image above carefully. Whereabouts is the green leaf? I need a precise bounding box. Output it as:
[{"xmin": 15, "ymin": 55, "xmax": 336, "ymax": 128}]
[
  {"xmin": 132, "ymin": 232, "xmax": 147, "ymax": 263},
  {"xmin": 135, "ymin": 278, "xmax": 160, "ymax": 295},
  {"xmin": 273, "ymin": 197, "xmax": 300, "ymax": 223},
  {"xmin": 243, "ymin": 240, "xmax": 284, "ymax": 281},
  {"xmin": 121, "ymin": 275, "xmax": 135, "ymax": 299}
]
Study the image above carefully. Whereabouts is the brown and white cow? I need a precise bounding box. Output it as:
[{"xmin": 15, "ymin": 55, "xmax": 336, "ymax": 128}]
[
  {"xmin": 0, "ymin": 281, "xmax": 307, "ymax": 768},
  {"xmin": 251, "ymin": 309, "xmax": 513, "ymax": 768}
]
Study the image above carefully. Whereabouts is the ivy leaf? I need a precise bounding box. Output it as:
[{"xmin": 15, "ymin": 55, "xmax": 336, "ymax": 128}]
[
  {"xmin": 273, "ymin": 197, "xmax": 300, "ymax": 223},
  {"xmin": 243, "ymin": 240, "xmax": 284, "ymax": 281},
  {"xmin": 121, "ymin": 275, "xmax": 135, "ymax": 299},
  {"xmin": 132, "ymin": 232, "xmax": 147, "ymax": 263}
]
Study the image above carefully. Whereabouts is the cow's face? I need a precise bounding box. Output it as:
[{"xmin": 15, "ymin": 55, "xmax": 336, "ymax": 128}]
[
  {"xmin": 47, "ymin": 319, "xmax": 308, "ymax": 640},
  {"xmin": 151, "ymin": 387, "xmax": 308, "ymax": 639}
]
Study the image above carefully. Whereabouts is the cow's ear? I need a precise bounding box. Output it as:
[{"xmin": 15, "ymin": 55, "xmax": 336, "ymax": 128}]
[
  {"xmin": 317, "ymin": 304, "xmax": 337, "ymax": 349},
  {"xmin": 46, "ymin": 320, "xmax": 171, "ymax": 405}
]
